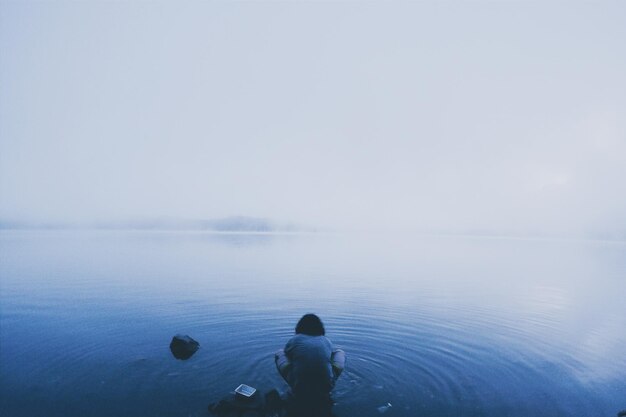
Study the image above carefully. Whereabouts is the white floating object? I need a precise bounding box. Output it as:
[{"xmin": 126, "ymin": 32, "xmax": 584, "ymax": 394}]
[
  {"xmin": 377, "ymin": 402, "xmax": 392, "ymax": 414},
  {"xmin": 235, "ymin": 384, "xmax": 257, "ymax": 398}
]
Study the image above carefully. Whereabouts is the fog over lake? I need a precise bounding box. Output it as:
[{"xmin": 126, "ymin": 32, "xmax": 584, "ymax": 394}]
[{"xmin": 1, "ymin": 1, "xmax": 625, "ymax": 237}]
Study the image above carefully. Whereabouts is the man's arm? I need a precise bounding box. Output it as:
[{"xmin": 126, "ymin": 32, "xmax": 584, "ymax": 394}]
[
  {"xmin": 331, "ymin": 348, "xmax": 346, "ymax": 379},
  {"xmin": 275, "ymin": 348, "xmax": 291, "ymax": 382}
]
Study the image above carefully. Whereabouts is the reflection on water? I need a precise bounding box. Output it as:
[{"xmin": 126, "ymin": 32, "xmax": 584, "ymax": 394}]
[{"xmin": 0, "ymin": 231, "xmax": 625, "ymax": 417}]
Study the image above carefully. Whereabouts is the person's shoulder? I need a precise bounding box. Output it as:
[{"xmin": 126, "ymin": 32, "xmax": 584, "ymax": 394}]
[
  {"xmin": 289, "ymin": 334, "xmax": 332, "ymax": 344},
  {"xmin": 310, "ymin": 334, "xmax": 333, "ymax": 348},
  {"xmin": 285, "ymin": 333, "xmax": 306, "ymax": 348},
  {"xmin": 288, "ymin": 334, "xmax": 307, "ymax": 342}
]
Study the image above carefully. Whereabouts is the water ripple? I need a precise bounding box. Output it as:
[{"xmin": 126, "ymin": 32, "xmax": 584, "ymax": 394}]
[{"xmin": 1, "ymin": 232, "xmax": 625, "ymax": 417}]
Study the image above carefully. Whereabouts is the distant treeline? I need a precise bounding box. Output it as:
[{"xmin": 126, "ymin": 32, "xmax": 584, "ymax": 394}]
[{"xmin": 0, "ymin": 216, "xmax": 297, "ymax": 232}]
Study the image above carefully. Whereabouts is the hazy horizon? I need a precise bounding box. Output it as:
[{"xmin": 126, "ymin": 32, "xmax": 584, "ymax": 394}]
[
  {"xmin": 1, "ymin": 215, "xmax": 626, "ymax": 240},
  {"xmin": 1, "ymin": 1, "xmax": 625, "ymax": 237}
]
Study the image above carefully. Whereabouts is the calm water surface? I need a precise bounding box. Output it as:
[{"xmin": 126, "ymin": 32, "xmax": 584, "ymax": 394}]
[{"xmin": 1, "ymin": 231, "xmax": 625, "ymax": 417}]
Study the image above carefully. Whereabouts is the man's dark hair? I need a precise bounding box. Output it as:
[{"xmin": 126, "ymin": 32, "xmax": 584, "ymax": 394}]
[{"xmin": 295, "ymin": 313, "xmax": 325, "ymax": 336}]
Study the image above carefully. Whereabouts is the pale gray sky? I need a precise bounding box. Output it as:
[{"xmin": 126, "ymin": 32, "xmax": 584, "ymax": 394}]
[{"xmin": 1, "ymin": 1, "xmax": 625, "ymax": 235}]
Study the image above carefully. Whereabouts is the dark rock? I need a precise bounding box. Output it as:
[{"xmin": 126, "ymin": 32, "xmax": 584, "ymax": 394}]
[
  {"xmin": 618, "ymin": 411, "xmax": 626, "ymax": 417},
  {"xmin": 209, "ymin": 389, "xmax": 282, "ymax": 417},
  {"xmin": 208, "ymin": 389, "xmax": 337, "ymax": 417},
  {"xmin": 169, "ymin": 334, "xmax": 199, "ymax": 360},
  {"xmin": 264, "ymin": 389, "xmax": 282, "ymax": 414},
  {"xmin": 208, "ymin": 393, "xmax": 264, "ymax": 417}
]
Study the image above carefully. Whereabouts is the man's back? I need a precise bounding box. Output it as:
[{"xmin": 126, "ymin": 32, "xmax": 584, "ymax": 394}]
[{"xmin": 285, "ymin": 334, "xmax": 334, "ymax": 395}]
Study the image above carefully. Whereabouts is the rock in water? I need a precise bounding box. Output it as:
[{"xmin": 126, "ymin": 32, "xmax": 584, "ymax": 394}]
[{"xmin": 170, "ymin": 334, "xmax": 199, "ymax": 360}]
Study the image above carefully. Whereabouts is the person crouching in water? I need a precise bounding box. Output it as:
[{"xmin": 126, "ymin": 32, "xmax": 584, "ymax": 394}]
[{"xmin": 275, "ymin": 314, "xmax": 346, "ymax": 417}]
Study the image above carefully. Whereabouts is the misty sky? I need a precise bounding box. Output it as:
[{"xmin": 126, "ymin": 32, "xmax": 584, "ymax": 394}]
[{"xmin": 1, "ymin": 1, "xmax": 625, "ymax": 235}]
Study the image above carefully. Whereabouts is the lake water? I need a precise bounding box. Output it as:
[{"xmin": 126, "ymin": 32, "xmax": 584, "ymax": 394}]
[{"xmin": 1, "ymin": 231, "xmax": 625, "ymax": 417}]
